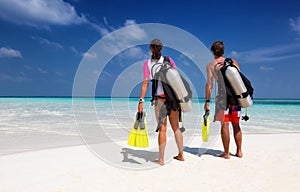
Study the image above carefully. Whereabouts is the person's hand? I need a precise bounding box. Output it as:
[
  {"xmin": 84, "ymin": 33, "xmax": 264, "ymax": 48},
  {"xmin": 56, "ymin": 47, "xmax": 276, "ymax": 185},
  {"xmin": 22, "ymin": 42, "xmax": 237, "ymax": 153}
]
[
  {"xmin": 138, "ymin": 102, "xmax": 144, "ymax": 112},
  {"xmin": 204, "ymin": 102, "xmax": 209, "ymax": 112}
]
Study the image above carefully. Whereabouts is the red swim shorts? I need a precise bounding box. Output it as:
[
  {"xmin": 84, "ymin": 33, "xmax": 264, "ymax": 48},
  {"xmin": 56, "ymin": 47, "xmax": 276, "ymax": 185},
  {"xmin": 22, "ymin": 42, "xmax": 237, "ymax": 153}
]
[{"xmin": 215, "ymin": 105, "xmax": 241, "ymax": 123}]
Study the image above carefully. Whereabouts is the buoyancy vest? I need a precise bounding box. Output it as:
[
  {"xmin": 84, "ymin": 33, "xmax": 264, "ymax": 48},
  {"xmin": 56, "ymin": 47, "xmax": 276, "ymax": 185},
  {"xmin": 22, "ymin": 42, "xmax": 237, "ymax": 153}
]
[
  {"xmin": 216, "ymin": 58, "xmax": 254, "ymax": 108},
  {"xmin": 151, "ymin": 57, "xmax": 179, "ymax": 112},
  {"xmin": 151, "ymin": 56, "xmax": 193, "ymax": 113}
]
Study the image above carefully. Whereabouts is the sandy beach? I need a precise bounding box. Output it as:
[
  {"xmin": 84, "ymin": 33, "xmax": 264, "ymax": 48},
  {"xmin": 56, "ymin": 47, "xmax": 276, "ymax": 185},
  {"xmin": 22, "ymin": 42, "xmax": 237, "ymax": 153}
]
[
  {"xmin": 1, "ymin": 0, "xmax": 300, "ymax": 191},
  {"xmin": 0, "ymin": 133, "xmax": 299, "ymax": 192}
]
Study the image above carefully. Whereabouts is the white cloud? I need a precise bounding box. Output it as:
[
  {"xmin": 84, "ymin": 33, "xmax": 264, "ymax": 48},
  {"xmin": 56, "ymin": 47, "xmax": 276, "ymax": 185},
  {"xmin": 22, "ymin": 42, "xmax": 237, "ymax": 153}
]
[
  {"xmin": 229, "ymin": 43, "xmax": 300, "ymax": 64},
  {"xmin": 103, "ymin": 17, "xmax": 108, "ymax": 25},
  {"xmin": 92, "ymin": 18, "xmax": 142, "ymax": 38},
  {"xmin": 97, "ymin": 19, "xmax": 147, "ymax": 58},
  {"xmin": 74, "ymin": 19, "xmax": 147, "ymax": 60},
  {"xmin": 70, "ymin": 46, "xmax": 88, "ymax": 58},
  {"xmin": 32, "ymin": 36, "xmax": 63, "ymax": 49},
  {"xmin": 97, "ymin": 25, "xmax": 110, "ymax": 36},
  {"xmin": 177, "ymin": 54, "xmax": 191, "ymax": 67},
  {"xmin": 124, "ymin": 20, "xmax": 136, "ymax": 26},
  {"xmin": 24, "ymin": 65, "xmax": 33, "ymax": 70},
  {"xmin": 0, "ymin": 47, "xmax": 22, "ymax": 58},
  {"xmin": 289, "ymin": 16, "xmax": 300, "ymax": 36},
  {"xmin": 79, "ymin": 17, "xmax": 148, "ymax": 63},
  {"xmin": 0, "ymin": 73, "xmax": 13, "ymax": 80},
  {"xmin": 0, "ymin": 0, "xmax": 114, "ymax": 38},
  {"xmin": 120, "ymin": 47, "xmax": 147, "ymax": 59},
  {"xmin": 97, "ymin": 70, "xmax": 114, "ymax": 81},
  {"xmin": 76, "ymin": 19, "xmax": 148, "ymax": 59},
  {"xmin": 0, "ymin": 72, "xmax": 31, "ymax": 82},
  {"xmin": 0, "ymin": 0, "xmax": 88, "ymax": 27},
  {"xmin": 55, "ymin": 71, "xmax": 64, "ymax": 77},
  {"xmin": 38, "ymin": 67, "xmax": 48, "ymax": 74},
  {"xmin": 0, "ymin": 0, "xmax": 146, "ymax": 46},
  {"xmin": 259, "ymin": 66, "xmax": 274, "ymax": 71},
  {"xmin": 69, "ymin": 46, "xmax": 79, "ymax": 55},
  {"xmin": 121, "ymin": 20, "xmax": 147, "ymax": 40},
  {"xmin": 230, "ymin": 51, "xmax": 240, "ymax": 58},
  {"xmin": 82, "ymin": 51, "xmax": 97, "ymax": 59}
]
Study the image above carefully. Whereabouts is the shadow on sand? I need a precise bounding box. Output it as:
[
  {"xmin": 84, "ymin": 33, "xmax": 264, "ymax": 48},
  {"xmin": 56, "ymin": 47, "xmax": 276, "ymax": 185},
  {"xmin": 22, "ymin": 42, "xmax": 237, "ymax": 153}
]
[
  {"xmin": 184, "ymin": 146, "xmax": 225, "ymax": 157},
  {"xmin": 121, "ymin": 148, "xmax": 158, "ymax": 164},
  {"xmin": 121, "ymin": 147, "xmax": 233, "ymax": 164}
]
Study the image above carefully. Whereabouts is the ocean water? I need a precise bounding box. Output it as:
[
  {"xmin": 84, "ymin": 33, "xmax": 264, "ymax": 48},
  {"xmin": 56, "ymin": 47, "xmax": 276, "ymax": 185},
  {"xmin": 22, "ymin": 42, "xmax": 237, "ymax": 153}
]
[{"xmin": 0, "ymin": 97, "xmax": 299, "ymax": 156}]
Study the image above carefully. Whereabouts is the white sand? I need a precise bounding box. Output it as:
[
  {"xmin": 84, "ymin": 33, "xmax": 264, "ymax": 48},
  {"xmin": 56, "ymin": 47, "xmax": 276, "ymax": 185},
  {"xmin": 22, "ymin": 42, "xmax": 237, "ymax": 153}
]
[{"xmin": 0, "ymin": 133, "xmax": 299, "ymax": 192}]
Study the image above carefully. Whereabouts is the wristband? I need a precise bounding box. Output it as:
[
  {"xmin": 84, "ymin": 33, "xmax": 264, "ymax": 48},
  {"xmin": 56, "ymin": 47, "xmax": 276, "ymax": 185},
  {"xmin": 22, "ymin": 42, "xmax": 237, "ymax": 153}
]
[
  {"xmin": 139, "ymin": 98, "xmax": 144, "ymax": 103},
  {"xmin": 205, "ymin": 99, "xmax": 210, "ymax": 103}
]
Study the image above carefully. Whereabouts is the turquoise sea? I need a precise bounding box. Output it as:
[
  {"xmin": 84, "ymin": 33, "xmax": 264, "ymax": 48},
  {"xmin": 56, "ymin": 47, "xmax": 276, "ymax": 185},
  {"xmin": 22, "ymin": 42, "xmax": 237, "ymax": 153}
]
[{"xmin": 0, "ymin": 97, "xmax": 299, "ymax": 156}]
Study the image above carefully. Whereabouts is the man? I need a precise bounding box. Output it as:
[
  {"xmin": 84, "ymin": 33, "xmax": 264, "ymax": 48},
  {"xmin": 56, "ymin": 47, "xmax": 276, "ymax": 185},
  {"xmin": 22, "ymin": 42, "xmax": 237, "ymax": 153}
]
[{"xmin": 204, "ymin": 40, "xmax": 243, "ymax": 159}]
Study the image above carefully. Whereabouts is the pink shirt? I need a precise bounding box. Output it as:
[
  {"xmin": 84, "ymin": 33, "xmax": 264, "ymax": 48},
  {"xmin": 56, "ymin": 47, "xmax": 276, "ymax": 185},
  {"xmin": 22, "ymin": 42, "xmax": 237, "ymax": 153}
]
[
  {"xmin": 143, "ymin": 56, "xmax": 176, "ymax": 79},
  {"xmin": 143, "ymin": 56, "xmax": 176, "ymax": 96}
]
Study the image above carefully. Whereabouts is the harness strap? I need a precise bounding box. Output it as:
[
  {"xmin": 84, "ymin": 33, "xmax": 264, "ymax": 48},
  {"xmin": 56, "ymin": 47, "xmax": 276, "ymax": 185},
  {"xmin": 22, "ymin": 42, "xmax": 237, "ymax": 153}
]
[
  {"xmin": 179, "ymin": 96, "xmax": 190, "ymax": 103},
  {"xmin": 235, "ymin": 91, "xmax": 249, "ymax": 99}
]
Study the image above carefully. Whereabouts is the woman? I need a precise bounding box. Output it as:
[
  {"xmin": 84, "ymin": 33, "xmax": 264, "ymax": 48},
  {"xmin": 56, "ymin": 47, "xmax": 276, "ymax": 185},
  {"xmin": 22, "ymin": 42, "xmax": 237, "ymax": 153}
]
[{"xmin": 138, "ymin": 39, "xmax": 184, "ymax": 165}]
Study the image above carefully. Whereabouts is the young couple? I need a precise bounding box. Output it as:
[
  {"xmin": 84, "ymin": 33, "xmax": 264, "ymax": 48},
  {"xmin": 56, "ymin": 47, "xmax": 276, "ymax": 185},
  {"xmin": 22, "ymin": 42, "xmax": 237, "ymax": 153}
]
[{"xmin": 138, "ymin": 39, "xmax": 243, "ymax": 165}]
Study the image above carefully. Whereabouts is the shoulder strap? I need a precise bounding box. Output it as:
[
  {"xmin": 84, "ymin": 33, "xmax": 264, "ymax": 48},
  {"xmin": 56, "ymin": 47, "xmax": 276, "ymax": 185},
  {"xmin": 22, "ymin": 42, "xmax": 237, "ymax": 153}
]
[
  {"xmin": 164, "ymin": 56, "xmax": 170, "ymax": 62},
  {"xmin": 224, "ymin": 58, "xmax": 233, "ymax": 64},
  {"xmin": 224, "ymin": 58, "xmax": 240, "ymax": 72},
  {"xmin": 150, "ymin": 56, "xmax": 169, "ymax": 79},
  {"xmin": 151, "ymin": 63, "xmax": 160, "ymax": 79},
  {"xmin": 163, "ymin": 56, "xmax": 172, "ymax": 70}
]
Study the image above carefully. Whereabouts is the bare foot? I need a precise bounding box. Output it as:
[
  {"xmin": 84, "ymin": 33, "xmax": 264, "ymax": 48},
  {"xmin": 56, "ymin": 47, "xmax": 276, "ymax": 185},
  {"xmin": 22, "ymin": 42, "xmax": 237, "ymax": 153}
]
[
  {"xmin": 218, "ymin": 153, "xmax": 230, "ymax": 159},
  {"xmin": 236, "ymin": 152, "xmax": 243, "ymax": 158},
  {"xmin": 173, "ymin": 155, "xmax": 185, "ymax": 161},
  {"xmin": 154, "ymin": 160, "xmax": 164, "ymax": 166}
]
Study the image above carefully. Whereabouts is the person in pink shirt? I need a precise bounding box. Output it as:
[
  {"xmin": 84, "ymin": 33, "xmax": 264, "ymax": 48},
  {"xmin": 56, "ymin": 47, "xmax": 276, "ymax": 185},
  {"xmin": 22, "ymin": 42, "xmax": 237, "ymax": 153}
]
[{"xmin": 138, "ymin": 39, "xmax": 184, "ymax": 165}]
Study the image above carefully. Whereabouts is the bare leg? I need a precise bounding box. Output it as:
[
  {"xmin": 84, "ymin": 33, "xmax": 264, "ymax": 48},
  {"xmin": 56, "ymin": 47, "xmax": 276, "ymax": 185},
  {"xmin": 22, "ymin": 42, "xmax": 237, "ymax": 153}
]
[
  {"xmin": 219, "ymin": 122, "xmax": 230, "ymax": 159},
  {"xmin": 154, "ymin": 99, "xmax": 167, "ymax": 165},
  {"xmin": 169, "ymin": 109, "xmax": 184, "ymax": 161},
  {"xmin": 157, "ymin": 122, "xmax": 167, "ymax": 165},
  {"xmin": 232, "ymin": 122, "xmax": 243, "ymax": 158}
]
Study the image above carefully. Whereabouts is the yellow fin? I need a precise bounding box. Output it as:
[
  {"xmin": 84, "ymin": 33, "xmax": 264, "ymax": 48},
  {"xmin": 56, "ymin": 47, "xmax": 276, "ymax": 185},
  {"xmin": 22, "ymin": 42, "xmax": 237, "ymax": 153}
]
[
  {"xmin": 128, "ymin": 124, "xmax": 138, "ymax": 147},
  {"xmin": 135, "ymin": 118, "xmax": 149, "ymax": 148},
  {"xmin": 202, "ymin": 114, "xmax": 210, "ymax": 142},
  {"xmin": 128, "ymin": 112, "xmax": 149, "ymax": 148}
]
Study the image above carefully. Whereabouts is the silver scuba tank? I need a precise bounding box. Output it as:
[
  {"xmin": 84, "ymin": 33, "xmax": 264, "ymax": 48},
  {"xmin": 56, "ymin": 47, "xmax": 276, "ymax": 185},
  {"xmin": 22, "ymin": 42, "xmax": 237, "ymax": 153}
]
[
  {"xmin": 165, "ymin": 68, "xmax": 193, "ymax": 112},
  {"xmin": 225, "ymin": 66, "xmax": 253, "ymax": 108}
]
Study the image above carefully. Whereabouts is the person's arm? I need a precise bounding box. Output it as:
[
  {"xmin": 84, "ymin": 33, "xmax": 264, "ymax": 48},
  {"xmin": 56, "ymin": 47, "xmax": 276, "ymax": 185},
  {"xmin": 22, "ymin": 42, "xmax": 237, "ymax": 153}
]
[
  {"xmin": 204, "ymin": 64, "xmax": 213, "ymax": 111},
  {"xmin": 138, "ymin": 61, "xmax": 150, "ymax": 112},
  {"xmin": 138, "ymin": 79, "xmax": 148, "ymax": 112}
]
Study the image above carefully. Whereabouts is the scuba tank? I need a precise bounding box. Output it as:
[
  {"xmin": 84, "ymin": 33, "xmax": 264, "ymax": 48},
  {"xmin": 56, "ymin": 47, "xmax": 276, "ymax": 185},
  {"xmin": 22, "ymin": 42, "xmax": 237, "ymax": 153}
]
[
  {"xmin": 165, "ymin": 68, "xmax": 193, "ymax": 112},
  {"xmin": 223, "ymin": 59, "xmax": 253, "ymax": 108},
  {"xmin": 150, "ymin": 56, "xmax": 193, "ymax": 112}
]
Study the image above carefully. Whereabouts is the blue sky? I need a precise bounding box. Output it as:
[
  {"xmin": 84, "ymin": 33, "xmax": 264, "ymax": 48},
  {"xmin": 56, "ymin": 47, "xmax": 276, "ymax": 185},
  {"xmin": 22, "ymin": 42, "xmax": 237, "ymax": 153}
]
[{"xmin": 0, "ymin": 0, "xmax": 300, "ymax": 98}]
